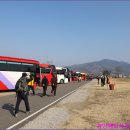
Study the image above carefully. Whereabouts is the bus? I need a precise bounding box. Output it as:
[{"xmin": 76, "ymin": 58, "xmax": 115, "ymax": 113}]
[
  {"xmin": 81, "ymin": 73, "xmax": 87, "ymax": 81},
  {"xmin": 0, "ymin": 56, "xmax": 39, "ymax": 91},
  {"xmin": 56, "ymin": 67, "xmax": 70, "ymax": 84},
  {"xmin": 70, "ymin": 70, "xmax": 76, "ymax": 81},
  {"xmin": 36, "ymin": 64, "xmax": 57, "ymax": 86},
  {"xmin": 72, "ymin": 71, "xmax": 81, "ymax": 81}
]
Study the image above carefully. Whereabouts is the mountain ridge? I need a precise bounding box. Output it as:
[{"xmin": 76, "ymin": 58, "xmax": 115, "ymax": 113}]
[{"xmin": 67, "ymin": 59, "xmax": 130, "ymax": 75}]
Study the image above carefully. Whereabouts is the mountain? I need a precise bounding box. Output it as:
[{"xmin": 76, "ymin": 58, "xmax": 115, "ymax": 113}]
[{"xmin": 68, "ymin": 59, "xmax": 130, "ymax": 76}]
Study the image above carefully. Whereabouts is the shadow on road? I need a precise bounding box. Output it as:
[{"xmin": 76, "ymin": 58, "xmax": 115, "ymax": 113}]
[
  {"xmin": 2, "ymin": 103, "xmax": 27, "ymax": 116},
  {"xmin": 2, "ymin": 103, "xmax": 15, "ymax": 116}
]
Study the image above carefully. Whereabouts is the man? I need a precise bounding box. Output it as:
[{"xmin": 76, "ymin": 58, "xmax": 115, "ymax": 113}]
[
  {"xmin": 97, "ymin": 76, "xmax": 100, "ymax": 84},
  {"xmin": 50, "ymin": 74, "xmax": 57, "ymax": 96},
  {"xmin": 101, "ymin": 75, "xmax": 105, "ymax": 87},
  {"xmin": 42, "ymin": 75, "xmax": 48, "ymax": 96},
  {"xmin": 28, "ymin": 74, "xmax": 35, "ymax": 95},
  {"xmin": 14, "ymin": 73, "xmax": 33, "ymax": 117}
]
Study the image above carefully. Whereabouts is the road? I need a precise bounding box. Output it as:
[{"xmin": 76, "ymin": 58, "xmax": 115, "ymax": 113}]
[{"xmin": 0, "ymin": 81, "xmax": 88, "ymax": 129}]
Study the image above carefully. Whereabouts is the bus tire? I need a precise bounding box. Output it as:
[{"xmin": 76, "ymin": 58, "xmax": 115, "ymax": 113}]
[{"xmin": 60, "ymin": 79, "xmax": 64, "ymax": 84}]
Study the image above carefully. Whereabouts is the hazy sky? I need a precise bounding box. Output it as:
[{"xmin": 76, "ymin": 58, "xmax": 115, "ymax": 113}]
[{"xmin": 0, "ymin": 1, "xmax": 130, "ymax": 66}]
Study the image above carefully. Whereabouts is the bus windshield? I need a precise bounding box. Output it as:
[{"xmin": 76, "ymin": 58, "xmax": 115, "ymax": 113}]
[
  {"xmin": 74, "ymin": 73, "xmax": 80, "ymax": 77},
  {"xmin": 41, "ymin": 68, "xmax": 51, "ymax": 74},
  {"xmin": 57, "ymin": 69, "xmax": 65, "ymax": 74},
  {"xmin": 63, "ymin": 69, "xmax": 67, "ymax": 73}
]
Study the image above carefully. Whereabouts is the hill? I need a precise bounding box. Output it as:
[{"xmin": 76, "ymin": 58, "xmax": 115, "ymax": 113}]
[{"xmin": 68, "ymin": 59, "xmax": 130, "ymax": 76}]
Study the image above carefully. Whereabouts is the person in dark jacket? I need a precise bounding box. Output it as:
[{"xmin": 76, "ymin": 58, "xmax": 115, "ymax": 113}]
[
  {"xmin": 14, "ymin": 73, "xmax": 33, "ymax": 117},
  {"xmin": 101, "ymin": 75, "xmax": 105, "ymax": 87},
  {"xmin": 42, "ymin": 75, "xmax": 48, "ymax": 96},
  {"xmin": 50, "ymin": 74, "xmax": 57, "ymax": 96}
]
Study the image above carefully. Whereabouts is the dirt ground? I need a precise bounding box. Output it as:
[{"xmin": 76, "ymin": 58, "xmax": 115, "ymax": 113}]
[{"xmin": 61, "ymin": 78, "xmax": 130, "ymax": 129}]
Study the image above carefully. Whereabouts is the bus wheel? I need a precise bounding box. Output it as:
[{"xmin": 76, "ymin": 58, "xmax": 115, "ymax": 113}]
[{"xmin": 60, "ymin": 79, "xmax": 64, "ymax": 84}]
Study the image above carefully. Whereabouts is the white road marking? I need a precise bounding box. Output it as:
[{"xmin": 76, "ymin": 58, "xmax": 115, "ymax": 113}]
[{"xmin": 7, "ymin": 85, "xmax": 84, "ymax": 130}]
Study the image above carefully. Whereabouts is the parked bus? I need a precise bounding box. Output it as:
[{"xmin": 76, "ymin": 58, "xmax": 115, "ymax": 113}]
[
  {"xmin": 75, "ymin": 72, "xmax": 82, "ymax": 81},
  {"xmin": 56, "ymin": 67, "xmax": 70, "ymax": 84},
  {"xmin": 72, "ymin": 71, "xmax": 81, "ymax": 81},
  {"xmin": 70, "ymin": 70, "xmax": 76, "ymax": 81},
  {"xmin": 81, "ymin": 73, "xmax": 87, "ymax": 81},
  {"xmin": 0, "ymin": 56, "xmax": 39, "ymax": 91},
  {"xmin": 36, "ymin": 64, "xmax": 57, "ymax": 86}
]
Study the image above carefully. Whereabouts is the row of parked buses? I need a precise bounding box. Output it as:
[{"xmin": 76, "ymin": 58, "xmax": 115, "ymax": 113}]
[
  {"xmin": 70, "ymin": 71, "xmax": 87, "ymax": 81},
  {"xmin": 0, "ymin": 56, "xmax": 87, "ymax": 91}
]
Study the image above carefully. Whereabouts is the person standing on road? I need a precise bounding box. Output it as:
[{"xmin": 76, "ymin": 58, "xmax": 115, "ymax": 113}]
[
  {"xmin": 42, "ymin": 75, "xmax": 48, "ymax": 96},
  {"xmin": 28, "ymin": 74, "xmax": 35, "ymax": 95},
  {"xmin": 14, "ymin": 73, "xmax": 33, "ymax": 117},
  {"xmin": 50, "ymin": 74, "xmax": 57, "ymax": 96},
  {"xmin": 78, "ymin": 76, "xmax": 82, "ymax": 82}
]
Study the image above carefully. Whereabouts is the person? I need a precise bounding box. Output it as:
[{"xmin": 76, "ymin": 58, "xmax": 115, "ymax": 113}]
[
  {"xmin": 106, "ymin": 75, "xmax": 111, "ymax": 89},
  {"xmin": 50, "ymin": 74, "xmax": 57, "ymax": 96},
  {"xmin": 97, "ymin": 76, "xmax": 100, "ymax": 84},
  {"xmin": 42, "ymin": 75, "xmax": 48, "ymax": 96},
  {"xmin": 101, "ymin": 75, "xmax": 105, "ymax": 87},
  {"xmin": 103, "ymin": 76, "xmax": 106, "ymax": 86},
  {"xmin": 14, "ymin": 73, "xmax": 33, "ymax": 117},
  {"xmin": 106, "ymin": 76, "xmax": 110, "ymax": 84},
  {"xmin": 27, "ymin": 74, "xmax": 35, "ymax": 95},
  {"xmin": 78, "ymin": 76, "xmax": 81, "ymax": 82}
]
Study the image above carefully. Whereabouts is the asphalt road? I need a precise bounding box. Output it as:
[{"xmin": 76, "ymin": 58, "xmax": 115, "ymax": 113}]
[{"xmin": 0, "ymin": 81, "xmax": 88, "ymax": 129}]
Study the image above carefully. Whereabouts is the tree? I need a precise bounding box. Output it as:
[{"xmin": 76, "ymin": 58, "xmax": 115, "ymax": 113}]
[{"xmin": 102, "ymin": 69, "xmax": 111, "ymax": 76}]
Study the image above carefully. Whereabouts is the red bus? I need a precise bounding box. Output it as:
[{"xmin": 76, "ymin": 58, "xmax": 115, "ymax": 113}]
[
  {"xmin": 0, "ymin": 56, "xmax": 39, "ymax": 91},
  {"xmin": 36, "ymin": 64, "xmax": 57, "ymax": 86},
  {"xmin": 71, "ymin": 71, "xmax": 81, "ymax": 81},
  {"xmin": 81, "ymin": 73, "xmax": 86, "ymax": 81}
]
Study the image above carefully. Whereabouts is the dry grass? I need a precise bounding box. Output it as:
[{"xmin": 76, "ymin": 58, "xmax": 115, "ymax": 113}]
[{"xmin": 61, "ymin": 78, "xmax": 130, "ymax": 129}]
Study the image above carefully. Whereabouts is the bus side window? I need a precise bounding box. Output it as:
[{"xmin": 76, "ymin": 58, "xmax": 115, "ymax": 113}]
[{"xmin": 0, "ymin": 61, "xmax": 7, "ymax": 71}]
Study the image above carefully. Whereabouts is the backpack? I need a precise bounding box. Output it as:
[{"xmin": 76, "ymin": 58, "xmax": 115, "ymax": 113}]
[{"xmin": 15, "ymin": 77, "xmax": 28, "ymax": 92}]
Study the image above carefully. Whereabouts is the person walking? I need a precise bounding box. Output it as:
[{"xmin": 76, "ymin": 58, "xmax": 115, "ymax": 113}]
[
  {"xmin": 97, "ymin": 76, "xmax": 100, "ymax": 84},
  {"xmin": 14, "ymin": 73, "xmax": 33, "ymax": 117},
  {"xmin": 106, "ymin": 75, "xmax": 111, "ymax": 89},
  {"xmin": 42, "ymin": 75, "xmax": 48, "ymax": 96},
  {"xmin": 28, "ymin": 74, "xmax": 35, "ymax": 95},
  {"xmin": 50, "ymin": 74, "xmax": 57, "ymax": 96},
  {"xmin": 101, "ymin": 75, "xmax": 105, "ymax": 87},
  {"xmin": 78, "ymin": 75, "xmax": 82, "ymax": 82}
]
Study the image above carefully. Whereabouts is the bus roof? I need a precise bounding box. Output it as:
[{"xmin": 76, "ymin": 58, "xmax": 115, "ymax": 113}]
[
  {"xmin": 81, "ymin": 73, "xmax": 86, "ymax": 75},
  {"xmin": 0, "ymin": 56, "xmax": 39, "ymax": 64},
  {"xmin": 40, "ymin": 63, "xmax": 53, "ymax": 68},
  {"xmin": 56, "ymin": 66, "xmax": 67, "ymax": 69}
]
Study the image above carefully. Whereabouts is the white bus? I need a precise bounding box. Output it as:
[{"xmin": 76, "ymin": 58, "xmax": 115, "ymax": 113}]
[
  {"xmin": 56, "ymin": 67, "xmax": 70, "ymax": 84},
  {"xmin": 0, "ymin": 56, "xmax": 39, "ymax": 91}
]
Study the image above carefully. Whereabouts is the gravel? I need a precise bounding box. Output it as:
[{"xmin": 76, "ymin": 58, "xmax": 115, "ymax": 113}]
[{"xmin": 21, "ymin": 80, "xmax": 96, "ymax": 129}]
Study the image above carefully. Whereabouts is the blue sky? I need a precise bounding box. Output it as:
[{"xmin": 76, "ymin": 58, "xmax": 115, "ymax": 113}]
[{"xmin": 0, "ymin": 1, "xmax": 130, "ymax": 66}]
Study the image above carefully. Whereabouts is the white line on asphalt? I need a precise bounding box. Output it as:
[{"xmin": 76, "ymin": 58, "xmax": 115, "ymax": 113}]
[{"xmin": 7, "ymin": 84, "xmax": 85, "ymax": 130}]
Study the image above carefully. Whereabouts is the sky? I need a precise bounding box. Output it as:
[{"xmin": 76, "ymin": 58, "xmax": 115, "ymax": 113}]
[{"xmin": 0, "ymin": 1, "xmax": 130, "ymax": 66}]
